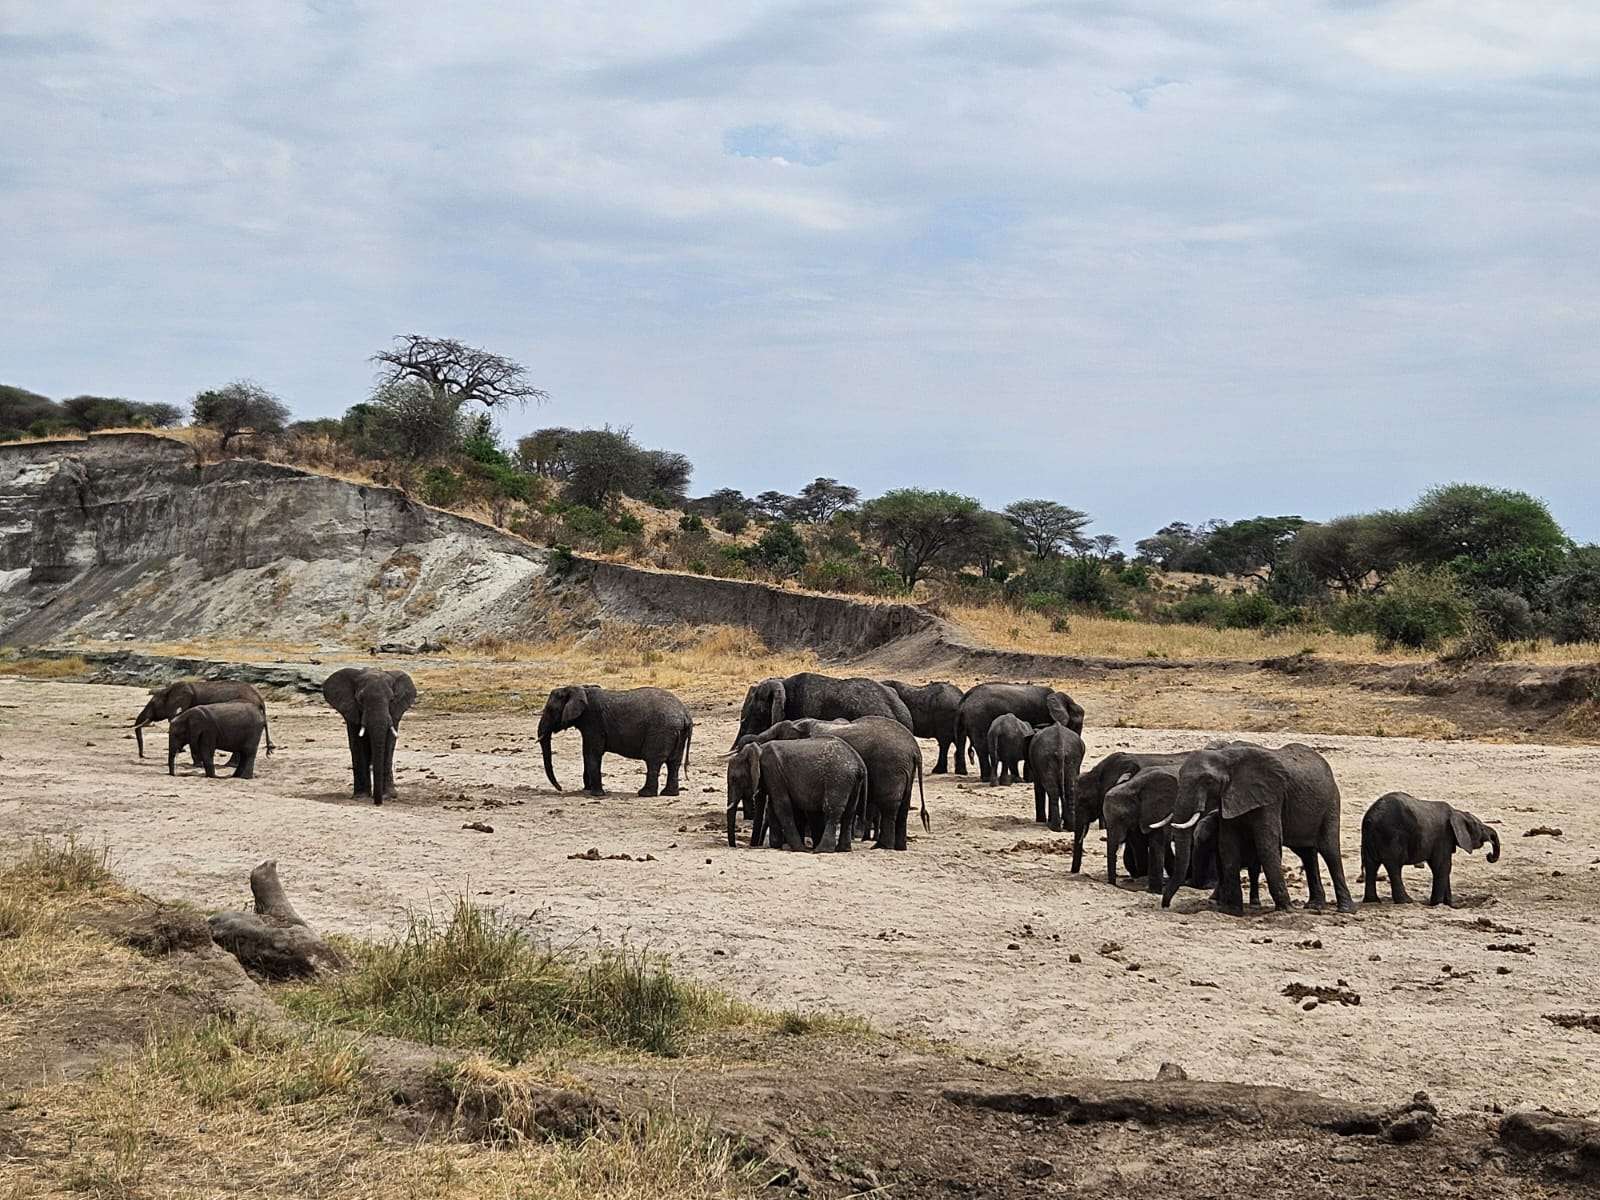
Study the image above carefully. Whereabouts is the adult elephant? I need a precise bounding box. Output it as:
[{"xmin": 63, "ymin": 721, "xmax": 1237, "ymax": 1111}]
[
  {"xmin": 322, "ymin": 668, "xmax": 417, "ymax": 806},
  {"xmin": 956, "ymin": 683, "xmax": 1084, "ymax": 783},
  {"xmin": 1073, "ymin": 751, "xmax": 1193, "ymax": 877},
  {"xmin": 725, "ymin": 738, "xmax": 867, "ymax": 853},
  {"xmin": 879, "ymin": 680, "xmax": 964, "ymax": 773},
  {"xmin": 538, "ymin": 685, "xmax": 693, "ymax": 797},
  {"xmin": 1361, "ymin": 792, "xmax": 1500, "ymax": 907},
  {"xmin": 739, "ymin": 716, "xmax": 926, "ymax": 850},
  {"xmin": 133, "ymin": 680, "xmax": 273, "ymax": 760},
  {"xmin": 1027, "ymin": 723, "xmax": 1085, "ymax": 832},
  {"xmin": 167, "ymin": 702, "xmax": 268, "ymax": 780},
  {"xmin": 731, "ymin": 672, "xmax": 912, "ymax": 747},
  {"xmin": 1161, "ymin": 742, "xmax": 1355, "ymax": 915}
]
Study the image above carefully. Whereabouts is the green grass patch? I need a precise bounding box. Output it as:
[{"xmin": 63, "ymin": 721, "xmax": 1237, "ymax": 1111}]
[{"xmin": 282, "ymin": 896, "xmax": 740, "ymax": 1061}]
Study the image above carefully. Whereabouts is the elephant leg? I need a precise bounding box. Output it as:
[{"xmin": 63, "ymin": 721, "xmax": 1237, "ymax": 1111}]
[
  {"xmin": 1070, "ymin": 810, "xmax": 1088, "ymax": 874},
  {"xmin": 346, "ymin": 725, "xmax": 369, "ymax": 796},
  {"xmin": 234, "ymin": 747, "xmax": 257, "ymax": 779},
  {"xmin": 817, "ymin": 810, "xmax": 841, "ymax": 853},
  {"xmin": 1215, "ymin": 836, "xmax": 1245, "ymax": 915},
  {"xmin": 1362, "ymin": 840, "xmax": 1381, "ymax": 903},
  {"xmin": 1386, "ymin": 857, "xmax": 1412, "ymax": 903},
  {"xmin": 1022, "ymin": 758, "xmax": 1032, "ymax": 783},
  {"xmin": 1297, "ymin": 847, "xmax": 1327, "ymax": 910},
  {"xmin": 200, "ymin": 735, "xmax": 217, "ymax": 778},
  {"xmin": 1105, "ymin": 831, "xmax": 1120, "ymax": 885},
  {"xmin": 1321, "ymin": 842, "xmax": 1357, "ymax": 914},
  {"xmin": 583, "ymin": 748, "xmax": 606, "ymax": 797},
  {"xmin": 976, "ymin": 747, "xmax": 993, "ymax": 784},
  {"xmin": 808, "ymin": 810, "xmax": 826, "ymax": 848},
  {"xmin": 953, "ymin": 737, "xmax": 967, "ymax": 775},
  {"xmin": 1128, "ymin": 838, "xmax": 1149, "ymax": 879},
  {"xmin": 1048, "ymin": 785, "xmax": 1066, "ymax": 833},
  {"xmin": 1256, "ymin": 838, "xmax": 1291, "ymax": 911},
  {"xmin": 933, "ymin": 738, "xmax": 949, "ymax": 774},
  {"xmin": 1247, "ymin": 864, "xmax": 1263, "ymax": 908},
  {"xmin": 894, "ymin": 796, "xmax": 909, "ymax": 851},
  {"xmin": 638, "ymin": 758, "xmax": 662, "ymax": 798},
  {"xmin": 769, "ymin": 790, "xmax": 807, "ymax": 851},
  {"xmin": 1145, "ymin": 832, "xmax": 1165, "ymax": 895},
  {"xmin": 663, "ymin": 744, "xmax": 682, "ymax": 796},
  {"xmin": 1034, "ymin": 779, "xmax": 1047, "ymax": 824},
  {"xmin": 1427, "ymin": 854, "xmax": 1453, "ymax": 907}
]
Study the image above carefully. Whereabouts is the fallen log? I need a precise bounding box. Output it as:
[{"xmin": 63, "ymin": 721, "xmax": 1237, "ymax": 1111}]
[{"xmin": 208, "ymin": 860, "xmax": 345, "ymax": 979}]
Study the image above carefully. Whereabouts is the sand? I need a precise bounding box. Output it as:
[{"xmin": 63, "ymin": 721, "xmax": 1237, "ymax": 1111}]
[{"xmin": 4, "ymin": 676, "xmax": 1598, "ymax": 1115}]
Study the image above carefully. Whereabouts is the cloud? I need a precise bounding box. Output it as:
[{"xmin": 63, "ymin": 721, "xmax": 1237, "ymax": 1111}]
[{"xmin": 1, "ymin": 0, "xmax": 1597, "ymax": 543}]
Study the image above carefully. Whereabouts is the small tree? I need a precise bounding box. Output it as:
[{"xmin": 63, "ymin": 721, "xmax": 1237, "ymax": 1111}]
[
  {"xmin": 563, "ymin": 427, "xmax": 649, "ymax": 511},
  {"xmin": 1090, "ymin": 533, "xmax": 1120, "ymax": 561},
  {"xmin": 190, "ymin": 380, "xmax": 290, "ymax": 450},
  {"xmin": 1205, "ymin": 515, "xmax": 1307, "ymax": 582},
  {"xmin": 1003, "ymin": 499, "xmax": 1092, "ymax": 559},
  {"xmin": 860, "ymin": 489, "xmax": 983, "ymax": 588},
  {"xmin": 640, "ymin": 449, "xmax": 693, "ymax": 507},
  {"xmin": 372, "ymin": 335, "xmax": 548, "ymax": 412},
  {"xmin": 516, "ymin": 428, "xmax": 573, "ymax": 478},
  {"xmin": 744, "ymin": 521, "xmax": 809, "ymax": 577},
  {"xmin": 790, "ymin": 478, "xmax": 859, "ymax": 523},
  {"xmin": 753, "ymin": 491, "xmax": 798, "ymax": 521},
  {"xmin": 365, "ymin": 379, "xmax": 463, "ymax": 461}
]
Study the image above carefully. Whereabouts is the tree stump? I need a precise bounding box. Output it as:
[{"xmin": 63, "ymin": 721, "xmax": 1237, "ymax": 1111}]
[{"xmin": 208, "ymin": 860, "xmax": 346, "ymax": 979}]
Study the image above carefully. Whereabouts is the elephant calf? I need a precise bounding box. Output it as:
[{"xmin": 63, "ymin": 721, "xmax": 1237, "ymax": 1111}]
[
  {"xmin": 168, "ymin": 701, "xmax": 268, "ymax": 779},
  {"xmin": 1027, "ymin": 723, "xmax": 1084, "ymax": 832},
  {"xmin": 986, "ymin": 714, "xmax": 1035, "ymax": 786},
  {"xmin": 1361, "ymin": 792, "xmax": 1501, "ymax": 907}
]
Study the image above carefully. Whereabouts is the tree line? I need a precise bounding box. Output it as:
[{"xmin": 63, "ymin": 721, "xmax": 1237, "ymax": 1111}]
[{"xmin": 4, "ymin": 333, "xmax": 1595, "ymax": 653}]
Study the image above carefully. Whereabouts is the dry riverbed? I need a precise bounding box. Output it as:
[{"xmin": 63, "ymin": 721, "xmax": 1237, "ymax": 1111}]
[{"xmin": 4, "ymin": 677, "xmax": 1599, "ymax": 1117}]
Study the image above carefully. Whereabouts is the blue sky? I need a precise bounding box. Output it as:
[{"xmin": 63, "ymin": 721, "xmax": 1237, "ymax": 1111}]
[{"xmin": 3, "ymin": 2, "xmax": 1597, "ymax": 544}]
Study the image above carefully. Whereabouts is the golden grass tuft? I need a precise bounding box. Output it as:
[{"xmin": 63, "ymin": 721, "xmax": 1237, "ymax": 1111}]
[{"xmin": 0, "ymin": 652, "xmax": 92, "ymax": 679}]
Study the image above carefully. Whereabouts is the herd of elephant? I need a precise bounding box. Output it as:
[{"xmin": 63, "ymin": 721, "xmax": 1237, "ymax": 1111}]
[{"xmin": 129, "ymin": 668, "xmax": 1503, "ymax": 915}]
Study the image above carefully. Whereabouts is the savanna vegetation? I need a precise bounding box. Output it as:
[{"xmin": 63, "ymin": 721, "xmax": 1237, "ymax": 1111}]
[{"xmin": 7, "ymin": 334, "xmax": 1598, "ymax": 665}]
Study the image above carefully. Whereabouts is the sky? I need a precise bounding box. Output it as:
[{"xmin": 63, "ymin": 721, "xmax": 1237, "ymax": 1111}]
[{"xmin": 3, "ymin": 1, "xmax": 1597, "ymax": 545}]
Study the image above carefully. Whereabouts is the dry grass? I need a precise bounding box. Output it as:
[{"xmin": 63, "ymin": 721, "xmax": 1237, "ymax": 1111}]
[
  {"xmin": 415, "ymin": 623, "xmax": 817, "ymax": 712},
  {"xmin": 0, "ymin": 652, "xmax": 91, "ymax": 679},
  {"xmin": 951, "ymin": 603, "xmax": 1600, "ymax": 667}
]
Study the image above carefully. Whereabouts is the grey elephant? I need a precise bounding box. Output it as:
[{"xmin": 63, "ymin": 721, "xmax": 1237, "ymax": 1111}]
[
  {"xmin": 1073, "ymin": 751, "xmax": 1190, "ymax": 876},
  {"xmin": 732, "ymin": 672, "xmax": 912, "ymax": 747},
  {"xmin": 322, "ymin": 667, "xmax": 417, "ymax": 805},
  {"xmin": 986, "ymin": 713, "xmax": 1036, "ymax": 786},
  {"xmin": 1361, "ymin": 792, "xmax": 1501, "ymax": 907},
  {"xmin": 725, "ymin": 738, "xmax": 867, "ymax": 852},
  {"xmin": 1162, "ymin": 742, "xmax": 1355, "ymax": 915},
  {"xmin": 955, "ymin": 683, "xmax": 1084, "ymax": 783},
  {"xmin": 880, "ymin": 680, "xmax": 964, "ymax": 774},
  {"xmin": 1102, "ymin": 768, "xmax": 1183, "ymax": 893},
  {"xmin": 167, "ymin": 701, "xmax": 267, "ymax": 779},
  {"xmin": 538, "ymin": 684, "xmax": 693, "ymax": 797},
  {"xmin": 133, "ymin": 679, "xmax": 273, "ymax": 760},
  {"xmin": 1027, "ymin": 723, "xmax": 1085, "ymax": 832},
  {"xmin": 739, "ymin": 716, "xmax": 926, "ymax": 850}
]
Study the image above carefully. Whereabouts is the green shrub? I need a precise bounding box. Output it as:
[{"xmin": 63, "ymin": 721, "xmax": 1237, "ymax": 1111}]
[
  {"xmin": 1118, "ymin": 563, "xmax": 1151, "ymax": 590},
  {"xmin": 1473, "ymin": 587, "xmax": 1536, "ymax": 641},
  {"xmin": 614, "ymin": 511, "xmax": 644, "ymax": 536},
  {"xmin": 421, "ymin": 467, "xmax": 464, "ymax": 509},
  {"xmin": 715, "ymin": 510, "xmax": 748, "ymax": 535},
  {"xmin": 1368, "ymin": 565, "xmax": 1469, "ymax": 650},
  {"xmin": 678, "ymin": 513, "xmax": 705, "ymax": 533},
  {"xmin": 1005, "ymin": 557, "xmax": 1115, "ymax": 611},
  {"xmin": 742, "ymin": 522, "xmax": 808, "ymax": 577}
]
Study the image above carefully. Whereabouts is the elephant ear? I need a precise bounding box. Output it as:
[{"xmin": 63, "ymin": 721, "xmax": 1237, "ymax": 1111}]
[
  {"xmin": 767, "ymin": 679, "xmax": 786, "ymax": 730},
  {"xmin": 559, "ymin": 689, "xmax": 587, "ymax": 724},
  {"xmin": 740, "ymin": 743, "xmax": 762, "ymax": 793},
  {"xmin": 1140, "ymin": 771, "xmax": 1180, "ymax": 822},
  {"xmin": 1045, "ymin": 691, "xmax": 1083, "ymax": 732},
  {"xmin": 386, "ymin": 671, "xmax": 418, "ymax": 721},
  {"xmin": 172, "ymin": 682, "xmax": 198, "ymax": 712},
  {"xmin": 1220, "ymin": 747, "xmax": 1291, "ymax": 821},
  {"xmin": 1449, "ymin": 809, "xmax": 1483, "ymax": 853},
  {"xmin": 321, "ymin": 668, "xmax": 363, "ymax": 723}
]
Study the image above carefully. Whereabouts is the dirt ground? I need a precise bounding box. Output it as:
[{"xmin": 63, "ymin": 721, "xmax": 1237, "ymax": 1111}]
[{"xmin": 5, "ymin": 676, "xmax": 1600, "ymax": 1120}]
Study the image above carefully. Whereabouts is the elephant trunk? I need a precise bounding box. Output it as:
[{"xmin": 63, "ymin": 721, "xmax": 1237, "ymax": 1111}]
[
  {"xmin": 540, "ymin": 725, "xmax": 561, "ymax": 792},
  {"xmin": 726, "ymin": 791, "xmax": 740, "ymax": 847},
  {"xmin": 1485, "ymin": 827, "xmax": 1501, "ymax": 863},
  {"xmin": 1162, "ymin": 836, "xmax": 1190, "ymax": 908},
  {"xmin": 368, "ymin": 721, "xmax": 393, "ymax": 804}
]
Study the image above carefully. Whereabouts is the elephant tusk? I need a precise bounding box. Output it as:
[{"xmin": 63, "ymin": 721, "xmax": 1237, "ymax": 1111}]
[
  {"xmin": 1147, "ymin": 814, "xmax": 1172, "ymax": 830},
  {"xmin": 357, "ymin": 726, "xmax": 365, "ymax": 738},
  {"xmin": 1171, "ymin": 813, "xmax": 1201, "ymax": 831}
]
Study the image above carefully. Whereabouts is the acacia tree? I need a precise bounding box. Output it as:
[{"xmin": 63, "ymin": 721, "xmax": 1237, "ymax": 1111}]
[
  {"xmin": 372, "ymin": 335, "xmax": 548, "ymax": 413},
  {"xmin": 191, "ymin": 380, "xmax": 290, "ymax": 450},
  {"xmin": 860, "ymin": 489, "xmax": 983, "ymax": 588},
  {"xmin": 1003, "ymin": 499, "xmax": 1092, "ymax": 559},
  {"xmin": 791, "ymin": 477, "xmax": 859, "ymax": 523}
]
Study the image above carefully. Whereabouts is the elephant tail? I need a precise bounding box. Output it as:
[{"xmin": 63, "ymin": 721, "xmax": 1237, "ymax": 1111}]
[
  {"xmin": 916, "ymin": 756, "xmax": 929, "ymax": 833},
  {"xmin": 681, "ymin": 724, "xmax": 692, "ymax": 778},
  {"xmin": 264, "ymin": 712, "xmax": 275, "ymax": 757}
]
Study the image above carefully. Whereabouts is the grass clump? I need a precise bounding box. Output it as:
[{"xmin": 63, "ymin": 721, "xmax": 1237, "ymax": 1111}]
[
  {"xmin": 0, "ymin": 652, "xmax": 90, "ymax": 679},
  {"xmin": 2, "ymin": 834, "xmax": 114, "ymax": 896},
  {"xmin": 284, "ymin": 897, "xmax": 735, "ymax": 1061}
]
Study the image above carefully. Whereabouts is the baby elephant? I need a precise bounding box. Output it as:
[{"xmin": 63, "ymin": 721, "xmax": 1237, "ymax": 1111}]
[
  {"xmin": 986, "ymin": 714, "xmax": 1035, "ymax": 786},
  {"xmin": 168, "ymin": 701, "xmax": 268, "ymax": 780},
  {"xmin": 1361, "ymin": 791, "xmax": 1501, "ymax": 907}
]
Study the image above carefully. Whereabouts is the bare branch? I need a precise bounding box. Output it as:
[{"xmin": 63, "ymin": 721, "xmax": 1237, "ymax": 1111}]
[{"xmin": 371, "ymin": 334, "xmax": 549, "ymax": 411}]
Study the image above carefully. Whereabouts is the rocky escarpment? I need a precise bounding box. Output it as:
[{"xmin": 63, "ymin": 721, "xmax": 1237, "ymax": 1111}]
[{"xmin": 0, "ymin": 433, "xmax": 552, "ymax": 646}]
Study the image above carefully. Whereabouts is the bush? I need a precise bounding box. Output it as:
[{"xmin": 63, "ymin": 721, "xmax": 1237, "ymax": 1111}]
[
  {"xmin": 1367, "ymin": 565, "xmax": 1470, "ymax": 650},
  {"xmin": 1118, "ymin": 563, "xmax": 1151, "ymax": 590},
  {"xmin": 715, "ymin": 510, "xmax": 748, "ymax": 535},
  {"xmin": 742, "ymin": 522, "xmax": 808, "ymax": 577},
  {"xmin": 678, "ymin": 513, "xmax": 705, "ymax": 533},
  {"xmin": 1473, "ymin": 588, "xmax": 1536, "ymax": 641},
  {"xmin": 1005, "ymin": 557, "xmax": 1115, "ymax": 611},
  {"xmin": 421, "ymin": 467, "xmax": 464, "ymax": 508}
]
